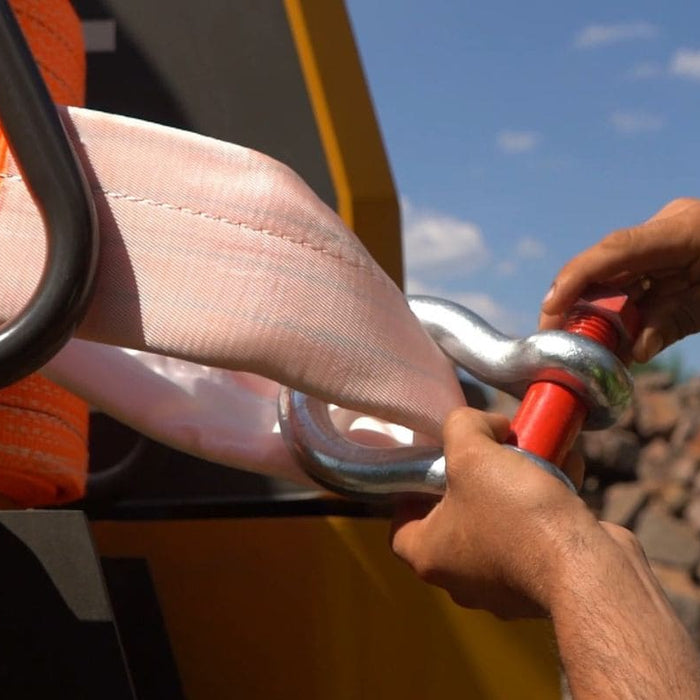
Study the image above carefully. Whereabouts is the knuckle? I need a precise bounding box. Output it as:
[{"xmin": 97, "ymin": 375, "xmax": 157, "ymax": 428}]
[
  {"xmin": 443, "ymin": 408, "xmax": 466, "ymax": 435},
  {"xmin": 443, "ymin": 407, "xmax": 482, "ymax": 448},
  {"xmin": 390, "ymin": 535, "xmax": 438, "ymax": 583},
  {"xmin": 444, "ymin": 407, "xmax": 473, "ymax": 433},
  {"xmin": 601, "ymin": 227, "xmax": 635, "ymax": 251},
  {"xmin": 390, "ymin": 532, "xmax": 409, "ymax": 562}
]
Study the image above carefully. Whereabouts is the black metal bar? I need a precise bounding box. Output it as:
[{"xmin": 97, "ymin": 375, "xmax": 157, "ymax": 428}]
[{"xmin": 0, "ymin": 0, "xmax": 98, "ymax": 386}]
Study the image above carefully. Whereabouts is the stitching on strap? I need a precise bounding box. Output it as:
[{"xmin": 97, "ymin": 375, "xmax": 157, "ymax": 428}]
[
  {"xmin": 0, "ymin": 172, "xmax": 394, "ymax": 286},
  {"xmin": 100, "ymin": 189, "xmax": 390, "ymax": 280}
]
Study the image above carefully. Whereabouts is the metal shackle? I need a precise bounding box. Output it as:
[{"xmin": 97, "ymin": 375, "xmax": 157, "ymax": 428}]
[
  {"xmin": 408, "ymin": 295, "xmax": 633, "ymax": 430},
  {"xmin": 278, "ymin": 295, "xmax": 626, "ymax": 499},
  {"xmin": 278, "ymin": 389, "xmax": 577, "ymax": 498}
]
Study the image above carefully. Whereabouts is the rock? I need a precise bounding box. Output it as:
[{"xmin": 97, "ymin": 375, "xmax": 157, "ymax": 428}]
[
  {"xmin": 668, "ymin": 451, "xmax": 700, "ymax": 486},
  {"xmin": 685, "ymin": 425, "xmax": 700, "ymax": 461},
  {"xmin": 635, "ymin": 371, "xmax": 675, "ymax": 392},
  {"xmin": 651, "ymin": 563, "xmax": 700, "ymax": 644},
  {"xmin": 671, "ymin": 413, "xmax": 700, "ymax": 452},
  {"xmin": 615, "ymin": 402, "xmax": 636, "ymax": 432},
  {"xmin": 659, "ymin": 482, "xmax": 690, "ymax": 515},
  {"xmin": 580, "ymin": 428, "xmax": 640, "ymax": 479},
  {"xmin": 636, "ymin": 438, "xmax": 673, "ymax": 483},
  {"xmin": 636, "ymin": 506, "xmax": 700, "ymax": 571},
  {"xmin": 678, "ymin": 377, "xmax": 700, "ymax": 410},
  {"xmin": 685, "ymin": 498, "xmax": 700, "ymax": 535},
  {"xmin": 600, "ymin": 482, "xmax": 649, "ymax": 527},
  {"xmin": 635, "ymin": 390, "xmax": 681, "ymax": 440}
]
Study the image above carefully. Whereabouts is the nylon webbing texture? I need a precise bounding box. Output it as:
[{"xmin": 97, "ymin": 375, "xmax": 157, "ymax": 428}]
[
  {"xmin": 0, "ymin": 105, "xmax": 466, "ymax": 481},
  {"xmin": 0, "ymin": 0, "xmax": 88, "ymax": 506}
]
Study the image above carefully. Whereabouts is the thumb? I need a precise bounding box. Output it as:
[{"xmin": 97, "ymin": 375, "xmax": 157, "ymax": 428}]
[{"xmin": 443, "ymin": 407, "xmax": 511, "ymax": 447}]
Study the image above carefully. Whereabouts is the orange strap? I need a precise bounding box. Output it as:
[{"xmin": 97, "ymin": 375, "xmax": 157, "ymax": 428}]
[{"xmin": 0, "ymin": 0, "xmax": 88, "ymax": 507}]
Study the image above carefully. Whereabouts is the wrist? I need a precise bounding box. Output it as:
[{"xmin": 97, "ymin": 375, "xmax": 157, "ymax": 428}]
[
  {"xmin": 546, "ymin": 518, "xmax": 647, "ymax": 622},
  {"xmin": 528, "ymin": 503, "xmax": 608, "ymax": 613}
]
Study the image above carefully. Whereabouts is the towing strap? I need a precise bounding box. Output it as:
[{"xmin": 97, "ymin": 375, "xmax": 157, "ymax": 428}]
[{"xmin": 0, "ymin": 104, "xmax": 465, "ymax": 485}]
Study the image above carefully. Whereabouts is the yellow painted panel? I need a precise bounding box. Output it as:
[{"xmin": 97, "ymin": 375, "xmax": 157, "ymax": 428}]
[
  {"xmin": 284, "ymin": 0, "xmax": 403, "ymax": 286},
  {"xmin": 93, "ymin": 517, "xmax": 560, "ymax": 699}
]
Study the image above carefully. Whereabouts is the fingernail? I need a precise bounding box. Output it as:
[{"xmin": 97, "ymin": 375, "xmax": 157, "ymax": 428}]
[
  {"xmin": 542, "ymin": 283, "xmax": 556, "ymax": 307},
  {"xmin": 637, "ymin": 328, "xmax": 663, "ymax": 363}
]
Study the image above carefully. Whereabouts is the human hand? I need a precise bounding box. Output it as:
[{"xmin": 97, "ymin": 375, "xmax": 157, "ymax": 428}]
[
  {"xmin": 539, "ymin": 197, "xmax": 700, "ymax": 363},
  {"xmin": 390, "ymin": 407, "xmax": 593, "ymax": 619},
  {"xmin": 391, "ymin": 415, "xmax": 700, "ymax": 694}
]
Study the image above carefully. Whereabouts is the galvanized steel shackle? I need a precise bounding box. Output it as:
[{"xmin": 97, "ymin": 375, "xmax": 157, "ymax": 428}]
[
  {"xmin": 278, "ymin": 295, "xmax": 633, "ymax": 499},
  {"xmin": 408, "ymin": 295, "xmax": 634, "ymax": 431},
  {"xmin": 278, "ymin": 388, "xmax": 448, "ymax": 498}
]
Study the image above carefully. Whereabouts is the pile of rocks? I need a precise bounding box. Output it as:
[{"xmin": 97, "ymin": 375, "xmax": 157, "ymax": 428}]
[{"xmin": 576, "ymin": 370, "xmax": 700, "ymax": 644}]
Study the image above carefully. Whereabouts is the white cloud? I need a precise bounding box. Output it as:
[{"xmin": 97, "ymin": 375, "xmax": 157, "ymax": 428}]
[
  {"xmin": 516, "ymin": 236, "xmax": 546, "ymax": 259},
  {"xmin": 403, "ymin": 278, "xmax": 432, "ymax": 296},
  {"xmin": 609, "ymin": 110, "xmax": 664, "ymax": 134},
  {"xmin": 450, "ymin": 292, "xmax": 514, "ymax": 330},
  {"xmin": 574, "ymin": 21, "xmax": 657, "ymax": 49},
  {"xmin": 401, "ymin": 198, "xmax": 488, "ymax": 275},
  {"xmin": 627, "ymin": 61, "xmax": 662, "ymax": 79},
  {"xmin": 495, "ymin": 260, "xmax": 516, "ymax": 276},
  {"xmin": 670, "ymin": 48, "xmax": 700, "ymax": 79},
  {"xmin": 490, "ymin": 238, "xmax": 545, "ymax": 280},
  {"xmin": 405, "ymin": 278, "xmax": 515, "ymax": 333},
  {"xmin": 496, "ymin": 130, "xmax": 540, "ymax": 154}
]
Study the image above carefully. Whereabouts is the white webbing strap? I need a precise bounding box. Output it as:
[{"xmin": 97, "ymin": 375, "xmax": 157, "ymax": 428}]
[{"xmin": 0, "ymin": 106, "xmax": 465, "ymax": 480}]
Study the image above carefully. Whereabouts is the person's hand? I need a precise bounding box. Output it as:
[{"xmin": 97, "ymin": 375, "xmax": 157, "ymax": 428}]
[
  {"xmin": 391, "ymin": 407, "xmax": 700, "ymax": 694},
  {"xmin": 539, "ymin": 197, "xmax": 700, "ymax": 363},
  {"xmin": 390, "ymin": 407, "xmax": 593, "ymax": 619}
]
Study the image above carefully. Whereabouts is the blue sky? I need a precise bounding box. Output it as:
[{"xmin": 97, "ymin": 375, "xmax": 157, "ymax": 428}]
[{"xmin": 344, "ymin": 0, "xmax": 700, "ymax": 373}]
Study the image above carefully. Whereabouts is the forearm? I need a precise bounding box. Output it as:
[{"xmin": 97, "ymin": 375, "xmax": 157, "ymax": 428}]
[{"xmin": 550, "ymin": 526, "xmax": 700, "ymax": 699}]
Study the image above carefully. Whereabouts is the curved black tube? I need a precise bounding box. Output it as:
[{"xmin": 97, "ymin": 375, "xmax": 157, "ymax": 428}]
[{"xmin": 0, "ymin": 1, "xmax": 98, "ymax": 386}]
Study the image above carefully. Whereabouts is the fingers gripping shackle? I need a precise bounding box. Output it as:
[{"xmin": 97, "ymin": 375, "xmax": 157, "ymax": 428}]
[{"xmin": 280, "ymin": 288, "xmax": 640, "ymax": 499}]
